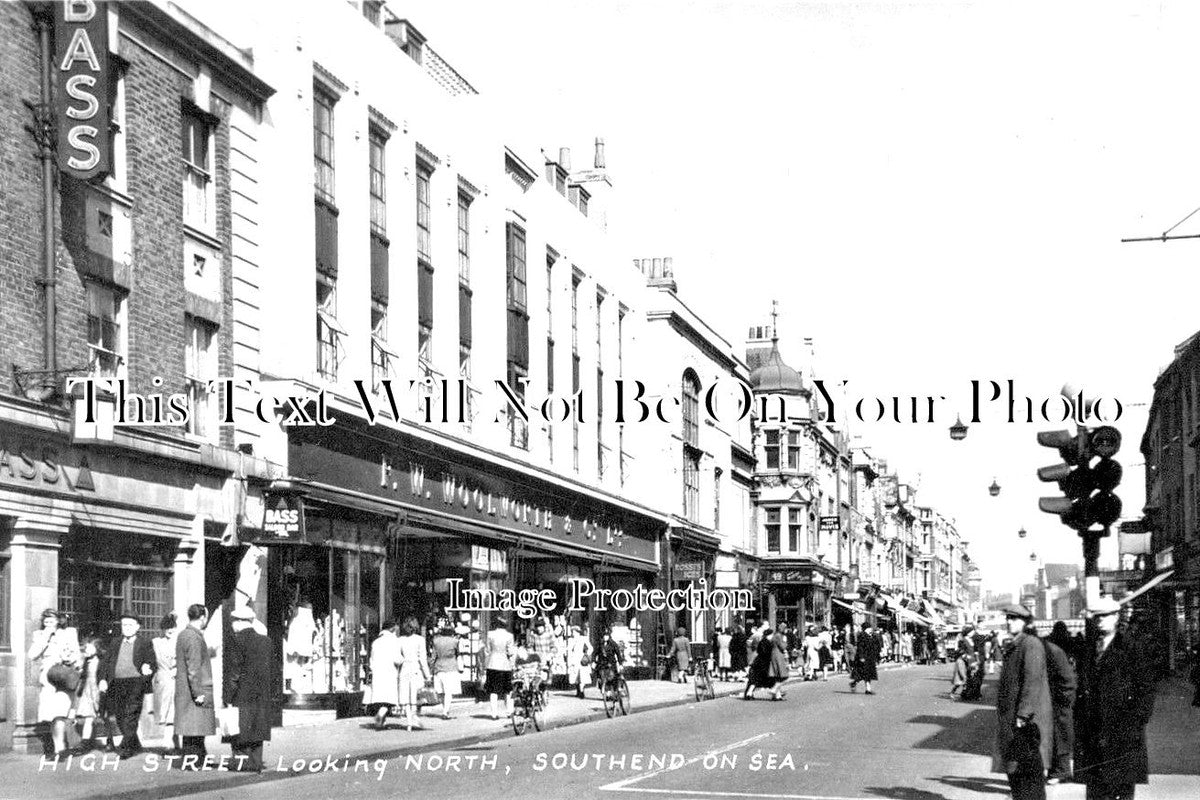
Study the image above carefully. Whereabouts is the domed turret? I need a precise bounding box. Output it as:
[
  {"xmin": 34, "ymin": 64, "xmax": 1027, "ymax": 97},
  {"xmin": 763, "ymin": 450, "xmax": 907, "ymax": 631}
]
[{"xmin": 748, "ymin": 342, "xmax": 807, "ymax": 396}]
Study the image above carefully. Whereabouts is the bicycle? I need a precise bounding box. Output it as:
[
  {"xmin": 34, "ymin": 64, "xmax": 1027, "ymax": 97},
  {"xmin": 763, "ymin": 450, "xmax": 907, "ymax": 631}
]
[
  {"xmin": 598, "ymin": 665, "xmax": 630, "ymax": 718},
  {"xmin": 693, "ymin": 658, "xmax": 715, "ymax": 702},
  {"xmin": 510, "ymin": 677, "xmax": 547, "ymax": 735}
]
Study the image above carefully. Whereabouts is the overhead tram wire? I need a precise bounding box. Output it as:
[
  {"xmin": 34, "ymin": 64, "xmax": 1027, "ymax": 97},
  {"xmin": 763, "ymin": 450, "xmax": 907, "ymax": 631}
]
[{"xmin": 1121, "ymin": 202, "xmax": 1200, "ymax": 243}]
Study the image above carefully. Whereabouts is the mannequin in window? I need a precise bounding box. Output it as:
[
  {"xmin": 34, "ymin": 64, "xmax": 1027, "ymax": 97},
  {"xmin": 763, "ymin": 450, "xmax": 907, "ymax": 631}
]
[{"xmin": 284, "ymin": 601, "xmax": 315, "ymax": 694}]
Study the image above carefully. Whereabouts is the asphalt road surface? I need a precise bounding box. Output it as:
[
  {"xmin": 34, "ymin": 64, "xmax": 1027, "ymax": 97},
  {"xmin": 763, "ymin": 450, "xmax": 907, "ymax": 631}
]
[{"xmin": 183, "ymin": 665, "xmax": 1010, "ymax": 800}]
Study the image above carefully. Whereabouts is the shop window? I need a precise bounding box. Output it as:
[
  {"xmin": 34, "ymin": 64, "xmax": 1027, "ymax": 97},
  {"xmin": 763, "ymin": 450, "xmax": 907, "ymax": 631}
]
[{"xmin": 57, "ymin": 536, "xmax": 174, "ymax": 638}]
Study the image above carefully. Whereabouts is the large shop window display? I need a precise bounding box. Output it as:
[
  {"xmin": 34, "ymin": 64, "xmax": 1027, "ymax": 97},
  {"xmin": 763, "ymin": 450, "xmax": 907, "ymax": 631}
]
[
  {"xmin": 281, "ymin": 516, "xmax": 384, "ymax": 695},
  {"xmin": 389, "ymin": 536, "xmax": 507, "ymax": 687}
]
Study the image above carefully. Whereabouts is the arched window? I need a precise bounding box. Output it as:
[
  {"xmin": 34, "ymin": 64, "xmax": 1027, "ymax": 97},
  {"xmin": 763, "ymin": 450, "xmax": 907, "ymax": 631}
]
[{"xmin": 682, "ymin": 371, "xmax": 701, "ymax": 520}]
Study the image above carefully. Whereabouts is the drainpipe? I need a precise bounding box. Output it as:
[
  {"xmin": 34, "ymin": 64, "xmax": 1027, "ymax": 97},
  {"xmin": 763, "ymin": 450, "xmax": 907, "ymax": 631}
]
[{"xmin": 28, "ymin": 2, "xmax": 58, "ymax": 391}]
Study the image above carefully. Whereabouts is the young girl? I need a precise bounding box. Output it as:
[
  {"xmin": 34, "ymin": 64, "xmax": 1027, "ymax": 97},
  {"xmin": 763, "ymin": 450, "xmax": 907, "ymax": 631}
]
[{"xmin": 71, "ymin": 637, "xmax": 106, "ymax": 752}]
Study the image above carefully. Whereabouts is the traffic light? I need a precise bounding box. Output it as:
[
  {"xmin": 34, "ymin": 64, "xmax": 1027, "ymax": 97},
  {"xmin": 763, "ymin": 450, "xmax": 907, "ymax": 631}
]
[{"xmin": 1036, "ymin": 426, "xmax": 1122, "ymax": 532}]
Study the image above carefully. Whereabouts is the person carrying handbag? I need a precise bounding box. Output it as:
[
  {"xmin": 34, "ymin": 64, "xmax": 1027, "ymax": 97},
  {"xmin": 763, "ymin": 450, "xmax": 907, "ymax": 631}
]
[{"xmin": 27, "ymin": 609, "xmax": 80, "ymax": 756}]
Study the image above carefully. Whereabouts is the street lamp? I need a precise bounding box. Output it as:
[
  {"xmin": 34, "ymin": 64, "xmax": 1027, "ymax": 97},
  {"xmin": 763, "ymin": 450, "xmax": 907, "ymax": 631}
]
[
  {"xmin": 949, "ymin": 415, "xmax": 968, "ymax": 441},
  {"xmin": 1018, "ymin": 526, "xmax": 1027, "ymax": 539},
  {"xmin": 988, "ymin": 478, "xmax": 1001, "ymax": 497},
  {"xmin": 1029, "ymin": 551, "xmax": 1037, "ymax": 562}
]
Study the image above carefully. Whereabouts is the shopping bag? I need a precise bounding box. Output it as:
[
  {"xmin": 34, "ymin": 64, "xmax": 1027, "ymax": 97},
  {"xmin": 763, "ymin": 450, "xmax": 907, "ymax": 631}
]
[
  {"xmin": 218, "ymin": 705, "xmax": 240, "ymax": 738},
  {"xmin": 416, "ymin": 682, "xmax": 440, "ymax": 707}
]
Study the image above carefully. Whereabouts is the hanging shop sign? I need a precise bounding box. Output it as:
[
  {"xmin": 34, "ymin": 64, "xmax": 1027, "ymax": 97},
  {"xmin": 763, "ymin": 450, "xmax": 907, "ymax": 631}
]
[
  {"xmin": 674, "ymin": 560, "xmax": 706, "ymax": 580},
  {"xmin": 819, "ymin": 515, "xmax": 839, "ymax": 531},
  {"xmin": 54, "ymin": 0, "xmax": 111, "ymax": 180},
  {"xmin": 256, "ymin": 491, "xmax": 306, "ymax": 544},
  {"xmin": 762, "ymin": 568, "xmax": 814, "ymax": 583}
]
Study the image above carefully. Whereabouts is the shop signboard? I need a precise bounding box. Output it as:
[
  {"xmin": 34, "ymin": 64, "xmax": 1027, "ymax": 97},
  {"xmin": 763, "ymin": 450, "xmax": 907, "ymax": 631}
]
[
  {"xmin": 289, "ymin": 431, "xmax": 659, "ymax": 566},
  {"xmin": 54, "ymin": 0, "xmax": 112, "ymax": 179},
  {"xmin": 819, "ymin": 515, "xmax": 839, "ymax": 531},
  {"xmin": 256, "ymin": 491, "xmax": 306, "ymax": 544},
  {"xmin": 674, "ymin": 560, "xmax": 706, "ymax": 580}
]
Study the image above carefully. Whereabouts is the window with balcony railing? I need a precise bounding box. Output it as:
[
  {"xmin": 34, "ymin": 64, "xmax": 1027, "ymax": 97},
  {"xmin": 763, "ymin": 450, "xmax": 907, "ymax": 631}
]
[{"xmin": 86, "ymin": 282, "xmax": 125, "ymax": 378}]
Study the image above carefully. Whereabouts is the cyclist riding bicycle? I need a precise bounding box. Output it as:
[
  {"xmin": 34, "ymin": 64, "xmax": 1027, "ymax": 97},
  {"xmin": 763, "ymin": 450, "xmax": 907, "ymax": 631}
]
[{"xmin": 594, "ymin": 629, "xmax": 625, "ymax": 694}]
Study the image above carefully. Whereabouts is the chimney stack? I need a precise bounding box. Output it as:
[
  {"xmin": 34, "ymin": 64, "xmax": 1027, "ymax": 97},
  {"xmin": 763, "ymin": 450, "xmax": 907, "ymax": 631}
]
[
  {"xmin": 594, "ymin": 137, "xmax": 606, "ymax": 169},
  {"xmin": 559, "ymin": 147, "xmax": 571, "ymax": 171}
]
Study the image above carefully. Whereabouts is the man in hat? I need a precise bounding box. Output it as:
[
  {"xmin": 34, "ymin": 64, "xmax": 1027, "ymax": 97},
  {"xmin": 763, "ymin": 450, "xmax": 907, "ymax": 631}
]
[
  {"xmin": 993, "ymin": 605, "xmax": 1052, "ymax": 800},
  {"xmin": 224, "ymin": 607, "xmax": 273, "ymax": 771},
  {"xmin": 1075, "ymin": 596, "xmax": 1155, "ymax": 800},
  {"xmin": 175, "ymin": 603, "xmax": 215, "ymax": 765},
  {"xmin": 98, "ymin": 613, "xmax": 156, "ymax": 758}
]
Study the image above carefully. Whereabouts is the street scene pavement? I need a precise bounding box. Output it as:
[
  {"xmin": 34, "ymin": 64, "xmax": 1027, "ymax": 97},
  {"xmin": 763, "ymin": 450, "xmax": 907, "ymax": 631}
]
[{"xmin": 3, "ymin": 664, "xmax": 1197, "ymax": 800}]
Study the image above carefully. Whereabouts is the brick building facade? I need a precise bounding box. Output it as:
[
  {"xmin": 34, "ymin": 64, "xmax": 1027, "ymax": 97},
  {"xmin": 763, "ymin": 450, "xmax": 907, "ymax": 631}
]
[{"xmin": 0, "ymin": 1, "xmax": 275, "ymax": 753}]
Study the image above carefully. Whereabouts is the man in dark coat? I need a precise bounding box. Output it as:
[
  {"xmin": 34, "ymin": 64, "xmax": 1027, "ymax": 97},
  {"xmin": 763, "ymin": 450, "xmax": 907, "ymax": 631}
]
[
  {"xmin": 224, "ymin": 607, "xmax": 273, "ymax": 772},
  {"xmin": 1043, "ymin": 622, "xmax": 1078, "ymax": 783},
  {"xmin": 1075, "ymin": 597, "xmax": 1155, "ymax": 800},
  {"xmin": 175, "ymin": 603, "xmax": 215, "ymax": 765},
  {"xmin": 849, "ymin": 622, "xmax": 881, "ymax": 695},
  {"xmin": 993, "ymin": 605, "xmax": 1053, "ymax": 800},
  {"xmin": 98, "ymin": 613, "xmax": 156, "ymax": 758}
]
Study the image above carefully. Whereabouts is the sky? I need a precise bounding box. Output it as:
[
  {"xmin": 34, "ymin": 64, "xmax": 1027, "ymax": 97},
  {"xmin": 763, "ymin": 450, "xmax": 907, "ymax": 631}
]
[
  {"xmin": 205, "ymin": 0, "xmax": 1200, "ymax": 596},
  {"xmin": 400, "ymin": 0, "xmax": 1200, "ymax": 596}
]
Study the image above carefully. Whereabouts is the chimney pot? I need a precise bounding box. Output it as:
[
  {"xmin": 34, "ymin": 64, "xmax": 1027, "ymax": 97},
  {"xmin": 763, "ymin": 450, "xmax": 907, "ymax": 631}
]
[
  {"xmin": 559, "ymin": 147, "xmax": 571, "ymax": 171},
  {"xmin": 594, "ymin": 137, "xmax": 606, "ymax": 169}
]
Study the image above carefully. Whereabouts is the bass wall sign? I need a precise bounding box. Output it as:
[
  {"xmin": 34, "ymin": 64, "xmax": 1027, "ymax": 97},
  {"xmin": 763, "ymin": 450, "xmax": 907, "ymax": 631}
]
[{"xmin": 55, "ymin": 0, "xmax": 111, "ymax": 180}]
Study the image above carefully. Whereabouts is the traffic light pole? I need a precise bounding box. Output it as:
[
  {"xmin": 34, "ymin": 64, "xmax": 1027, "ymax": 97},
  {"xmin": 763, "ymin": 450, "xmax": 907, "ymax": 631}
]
[{"xmin": 1081, "ymin": 529, "xmax": 1102, "ymax": 610}]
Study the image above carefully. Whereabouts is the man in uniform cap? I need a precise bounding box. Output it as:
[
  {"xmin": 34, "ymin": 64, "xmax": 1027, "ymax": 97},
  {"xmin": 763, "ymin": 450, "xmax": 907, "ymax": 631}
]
[
  {"xmin": 993, "ymin": 605, "xmax": 1052, "ymax": 800},
  {"xmin": 1075, "ymin": 596, "xmax": 1154, "ymax": 800}
]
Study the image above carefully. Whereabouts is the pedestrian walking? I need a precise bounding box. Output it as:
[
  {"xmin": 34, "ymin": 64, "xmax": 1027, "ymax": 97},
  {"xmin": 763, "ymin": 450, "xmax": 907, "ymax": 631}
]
[
  {"xmin": 671, "ymin": 627, "xmax": 691, "ymax": 683},
  {"xmin": 527, "ymin": 619, "xmax": 559, "ymax": 682},
  {"xmin": 962, "ymin": 625, "xmax": 986, "ymax": 701},
  {"xmin": 484, "ymin": 617, "xmax": 515, "ymax": 721},
  {"xmin": 151, "ymin": 613, "xmax": 179, "ymax": 750},
  {"xmin": 397, "ymin": 616, "xmax": 431, "ymax": 731},
  {"xmin": 175, "ymin": 604, "xmax": 215, "ymax": 765},
  {"xmin": 744, "ymin": 629, "xmax": 775, "ymax": 699},
  {"xmin": 98, "ymin": 612, "xmax": 156, "ymax": 759},
  {"xmin": 730, "ymin": 625, "xmax": 747, "ymax": 678},
  {"xmin": 1075, "ymin": 596, "xmax": 1156, "ymax": 800},
  {"xmin": 566, "ymin": 624, "xmax": 593, "ymax": 698},
  {"xmin": 1038, "ymin": 624, "xmax": 1077, "ymax": 784},
  {"xmin": 817, "ymin": 625, "xmax": 834, "ymax": 681},
  {"xmin": 368, "ymin": 620, "xmax": 402, "ymax": 729},
  {"xmin": 431, "ymin": 625, "xmax": 462, "ymax": 719},
  {"xmin": 993, "ymin": 605, "xmax": 1052, "ymax": 800},
  {"xmin": 716, "ymin": 627, "xmax": 733, "ymax": 681},
  {"xmin": 223, "ymin": 608, "xmax": 272, "ymax": 772},
  {"xmin": 950, "ymin": 627, "xmax": 972, "ymax": 697},
  {"xmin": 849, "ymin": 622, "xmax": 881, "ymax": 695},
  {"xmin": 802, "ymin": 625, "xmax": 820, "ymax": 680},
  {"xmin": 768, "ymin": 632, "xmax": 789, "ymax": 700},
  {"xmin": 28, "ymin": 609, "xmax": 80, "ymax": 756},
  {"xmin": 70, "ymin": 636, "xmax": 105, "ymax": 752}
]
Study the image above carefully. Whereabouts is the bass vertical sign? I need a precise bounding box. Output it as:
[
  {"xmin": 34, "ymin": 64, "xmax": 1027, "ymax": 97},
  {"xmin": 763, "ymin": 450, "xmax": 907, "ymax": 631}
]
[{"xmin": 55, "ymin": 0, "xmax": 111, "ymax": 180}]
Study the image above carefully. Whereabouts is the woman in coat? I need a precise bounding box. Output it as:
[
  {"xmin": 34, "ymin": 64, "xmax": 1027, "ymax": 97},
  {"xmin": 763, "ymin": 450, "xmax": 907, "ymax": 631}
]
[
  {"xmin": 767, "ymin": 633, "xmax": 789, "ymax": 700},
  {"xmin": 670, "ymin": 627, "xmax": 691, "ymax": 683},
  {"xmin": 744, "ymin": 630, "xmax": 776, "ymax": 699},
  {"xmin": 224, "ymin": 608, "xmax": 272, "ymax": 771},
  {"xmin": 850, "ymin": 623, "xmax": 881, "ymax": 694},
  {"xmin": 566, "ymin": 625, "xmax": 593, "ymax": 698},
  {"xmin": 175, "ymin": 604, "xmax": 215, "ymax": 763},
  {"xmin": 396, "ymin": 617, "xmax": 431, "ymax": 731},
  {"xmin": 729, "ymin": 625, "xmax": 747, "ymax": 677},
  {"xmin": 152, "ymin": 612, "xmax": 179, "ymax": 749},
  {"xmin": 368, "ymin": 620, "xmax": 402, "ymax": 729},
  {"xmin": 27, "ymin": 609, "xmax": 79, "ymax": 756}
]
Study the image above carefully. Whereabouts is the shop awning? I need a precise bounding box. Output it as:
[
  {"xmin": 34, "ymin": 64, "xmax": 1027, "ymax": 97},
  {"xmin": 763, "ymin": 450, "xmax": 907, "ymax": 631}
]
[
  {"xmin": 832, "ymin": 598, "xmax": 867, "ymax": 615},
  {"xmin": 891, "ymin": 604, "xmax": 936, "ymax": 627},
  {"xmin": 1119, "ymin": 569, "xmax": 1175, "ymax": 606},
  {"xmin": 921, "ymin": 600, "xmax": 947, "ymax": 627}
]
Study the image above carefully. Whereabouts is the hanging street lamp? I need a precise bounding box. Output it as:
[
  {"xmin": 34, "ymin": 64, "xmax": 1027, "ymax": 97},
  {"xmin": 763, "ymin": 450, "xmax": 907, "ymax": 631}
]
[
  {"xmin": 1018, "ymin": 526, "xmax": 1027, "ymax": 539},
  {"xmin": 949, "ymin": 415, "xmax": 968, "ymax": 441},
  {"xmin": 988, "ymin": 478, "xmax": 1001, "ymax": 497}
]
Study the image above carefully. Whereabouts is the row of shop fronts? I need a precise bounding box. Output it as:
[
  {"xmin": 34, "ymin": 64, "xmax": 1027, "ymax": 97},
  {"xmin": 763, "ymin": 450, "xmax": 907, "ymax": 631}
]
[{"xmin": 0, "ymin": 396, "xmax": 970, "ymax": 751}]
